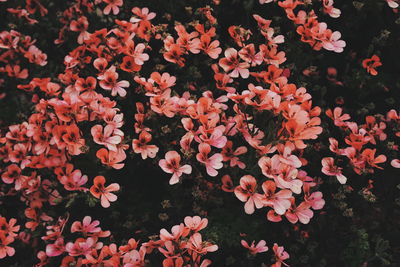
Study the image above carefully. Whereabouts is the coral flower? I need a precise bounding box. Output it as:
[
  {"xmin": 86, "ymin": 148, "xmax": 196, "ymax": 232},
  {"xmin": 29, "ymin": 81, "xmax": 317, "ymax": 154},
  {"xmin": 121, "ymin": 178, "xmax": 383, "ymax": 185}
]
[
  {"xmin": 321, "ymin": 157, "xmax": 347, "ymax": 184},
  {"xmin": 195, "ymin": 143, "xmax": 223, "ymax": 177},
  {"xmin": 0, "ymin": 233, "xmax": 15, "ymax": 259},
  {"xmin": 362, "ymin": 55, "xmax": 382, "ymax": 76},
  {"xmin": 103, "ymin": 0, "xmax": 123, "ymax": 15},
  {"xmin": 132, "ymin": 131, "xmax": 159, "ymax": 159},
  {"xmin": 159, "ymin": 151, "xmax": 192, "ymax": 185},
  {"xmin": 234, "ymin": 175, "xmax": 263, "ymax": 214},
  {"xmin": 241, "ymin": 239, "xmax": 268, "ymax": 255},
  {"xmin": 219, "ymin": 48, "xmax": 250, "ymax": 78},
  {"xmin": 90, "ymin": 176, "xmax": 120, "ymax": 208}
]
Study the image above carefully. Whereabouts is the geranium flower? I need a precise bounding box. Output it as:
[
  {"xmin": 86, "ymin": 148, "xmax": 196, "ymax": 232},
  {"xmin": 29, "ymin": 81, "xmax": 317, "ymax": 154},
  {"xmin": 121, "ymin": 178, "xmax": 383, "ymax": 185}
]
[
  {"xmin": 219, "ymin": 48, "xmax": 250, "ymax": 78},
  {"xmin": 90, "ymin": 176, "xmax": 120, "ymax": 208},
  {"xmin": 260, "ymin": 180, "xmax": 292, "ymax": 215},
  {"xmin": 234, "ymin": 175, "xmax": 263, "ymax": 214},
  {"xmin": 46, "ymin": 238, "xmax": 65, "ymax": 257},
  {"xmin": 132, "ymin": 131, "xmax": 159, "ymax": 159},
  {"xmin": 91, "ymin": 124, "xmax": 122, "ymax": 151},
  {"xmin": 98, "ymin": 67, "xmax": 130, "ymax": 97},
  {"xmin": 102, "ymin": 0, "xmax": 123, "ymax": 15},
  {"xmin": 0, "ymin": 233, "xmax": 15, "ymax": 259},
  {"xmin": 271, "ymin": 243, "xmax": 289, "ymax": 267},
  {"xmin": 362, "ymin": 55, "xmax": 382, "ymax": 76},
  {"xmin": 321, "ymin": 157, "xmax": 347, "ymax": 184},
  {"xmin": 195, "ymin": 143, "xmax": 223, "ymax": 177},
  {"xmin": 184, "ymin": 216, "xmax": 208, "ymax": 232},
  {"xmin": 241, "ymin": 239, "xmax": 268, "ymax": 255},
  {"xmin": 159, "ymin": 151, "xmax": 192, "ymax": 185}
]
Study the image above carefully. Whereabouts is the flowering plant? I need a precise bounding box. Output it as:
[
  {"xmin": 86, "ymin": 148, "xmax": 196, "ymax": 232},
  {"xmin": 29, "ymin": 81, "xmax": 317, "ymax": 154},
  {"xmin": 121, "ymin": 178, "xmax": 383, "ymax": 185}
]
[{"xmin": 0, "ymin": 0, "xmax": 399, "ymax": 266}]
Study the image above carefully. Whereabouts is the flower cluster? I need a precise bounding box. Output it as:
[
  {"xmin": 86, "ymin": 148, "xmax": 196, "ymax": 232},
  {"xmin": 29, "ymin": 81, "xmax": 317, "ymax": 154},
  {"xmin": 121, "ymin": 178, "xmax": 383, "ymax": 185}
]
[{"xmin": 0, "ymin": 0, "xmax": 399, "ymax": 265}]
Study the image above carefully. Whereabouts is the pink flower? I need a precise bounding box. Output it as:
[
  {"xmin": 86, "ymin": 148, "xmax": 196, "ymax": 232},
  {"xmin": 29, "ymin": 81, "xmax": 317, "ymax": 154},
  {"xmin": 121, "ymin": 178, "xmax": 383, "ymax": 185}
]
[
  {"xmin": 65, "ymin": 237, "xmax": 99, "ymax": 257},
  {"xmin": 219, "ymin": 48, "xmax": 250, "ymax": 78},
  {"xmin": 159, "ymin": 151, "xmax": 192, "ymax": 185},
  {"xmin": 241, "ymin": 239, "xmax": 268, "ymax": 255},
  {"xmin": 91, "ymin": 124, "xmax": 122, "ymax": 151},
  {"xmin": 323, "ymin": 30, "xmax": 346, "ymax": 53},
  {"xmin": 304, "ymin": 191, "xmax": 325, "ymax": 210},
  {"xmin": 196, "ymin": 143, "xmax": 223, "ymax": 177},
  {"xmin": 98, "ymin": 67, "xmax": 129, "ymax": 97},
  {"xmin": 272, "ymin": 243, "xmax": 289, "ymax": 267},
  {"xmin": 45, "ymin": 238, "xmax": 65, "ymax": 257},
  {"xmin": 0, "ymin": 233, "xmax": 15, "ymax": 259},
  {"xmin": 103, "ymin": 0, "xmax": 123, "ymax": 15},
  {"xmin": 184, "ymin": 216, "xmax": 208, "ymax": 232},
  {"xmin": 221, "ymin": 141, "xmax": 247, "ymax": 169},
  {"xmin": 187, "ymin": 233, "xmax": 218, "ymax": 254},
  {"xmin": 321, "ymin": 157, "xmax": 347, "ymax": 184},
  {"xmin": 71, "ymin": 216, "xmax": 102, "ymax": 236},
  {"xmin": 285, "ymin": 201, "xmax": 314, "ymax": 224},
  {"xmin": 160, "ymin": 223, "xmax": 189, "ymax": 241},
  {"xmin": 260, "ymin": 180, "xmax": 292, "ymax": 215},
  {"xmin": 59, "ymin": 169, "xmax": 88, "ymax": 191},
  {"xmin": 90, "ymin": 176, "xmax": 120, "ymax": 208},
  {"xmin": 132, "ymin": 131, "xmax": 159, "ymax": 159},
  {"xmin": 391, "ymin": 159, "xmax": 400, "ymax": 168},
  {"xmin": 234, "ymin": 175, "xmax": 264, "ymax": 214},
  {"xmin": 130, "ymin": 7, "xmax": 156, "ymax": 23}
]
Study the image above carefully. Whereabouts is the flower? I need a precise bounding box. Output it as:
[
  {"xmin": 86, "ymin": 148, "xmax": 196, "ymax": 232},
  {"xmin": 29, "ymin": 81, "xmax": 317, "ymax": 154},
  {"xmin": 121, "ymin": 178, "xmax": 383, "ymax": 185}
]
[
  {"xmin": 241, "ymin": 239, "xmax": 268, "ymax": 254},
  {"xmin": 234, "ymin": 175, "xmax": 263, "ymax": 214},
  {"xmin": 159, "ymin": 151, "xmax": 192, "ymax": 185},
  {"xmin": 362, "ymin": 55, "xmax": 382, "ymax": 76},
  {"xmin": 132, "ymin": 131, "xmax": 159, "ymax": 159},
  {"xmin": 219, "ymin": 48, "xmax": 250, "ymax": 78},
  {"xmin": 90, "ymin": 176, "xmax": 120, "ymax": 208},
  {"xmin": 321, "ymin": 157, "xmax": 347, "ymax": 184},
  {"xmin": 103, "ymin": 0, "xmax": 123, "ymax": 15},
  {"xmin": 196, "ymin": 143, "xmax": 223, "ymax": 177}
]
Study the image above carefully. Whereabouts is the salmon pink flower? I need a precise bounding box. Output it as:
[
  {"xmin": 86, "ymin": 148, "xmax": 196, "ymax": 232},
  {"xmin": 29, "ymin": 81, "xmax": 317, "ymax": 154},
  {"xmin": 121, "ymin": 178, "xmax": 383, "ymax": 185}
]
[
  {"xmin": 221, "ymin": 175, "xmax": 234, "ymax": 192},
  {"xmin": 160, "ymin": 223, "xmax": 189, "ymax": 241},
  {"xmin": 241, "ymin": 239, "xmax": 268, "ymax": 255},
  {"xmin": 321, "ymin": 157, "xmax": 347, "ymax": 184},
  {"xmin": 46, "ymin": 238, "xmax": 65, "ymax": 257},
  {"xmin": 362, "ymin": 55, "xmax": 382, "ymax": 76},
  {"xmin": 361, "ymin": 148, "xmax": 386, "ymax": 169},
  {"xmin": 234, "ymin": 175, "xmax": 264, "ymax": 214},
  {"xmin": 90, "ymin": 176, "xmax": 120, "ymax": 208},
  {"xmin": 199, "ymin": 34, "xmax": 222, "ymax": 59},
  {"xmin": 130, "ymin": 7, "xmax": 156, "ymax": 23},
  {"xmin": 184, "ymin": 216, "xmax": 208, "ymax": 232},
  {"xmin": 132, "ymin": 131, "xmax": 159, "ymax": 159},
  {"xmin": 159, "ymin": 151, "xmax": 192, "ymax": 185},
  {"xmin": 196, "ymin": 143, "xmax": 223, "ymax": 177},
  {"xmin": 285, "ymin": 200, "xmax": 314, "ymax": 224},
  {"xmin": 260, "ymin": 180, "xmax": 292, "ymax": 215},
  {"xmin": 91, "ymin": 124, "xmax": 122, "ymax": 151},
  {"xmin": 187, "ymin": 233, "xmax": 218, "ymax": 254},
  {"xmin": 0, "ymin": 233, "xmax": 15, "ymax": 259},
  {"xmin": 59, "ymin": 168, "xmax": 88, "ymax": 191},
  {"xmin": 69, "ymin": 16, "xmax": 90, "ymax": 44},
  {"xmin": 219, "ymin": 48, "xmax": 250, "ymax": 78},
  {"xmin": 65, "ymin": 237, "xmax": 100, "ymax": 257},
  {"xmin": 272, "ymin": 243, "xmax": 289, "ymax": 267},
  {"xmin": 304, "ymin": 191, "xmax": 325, "ymax": 210},
  {"xmin": 391, "ymin": 159, "xmax": 400, "ymax": 168},
  {"xmin": 71, "ymin": 216, "xmax": 110, "ymax": 238},
  {"xmin": 102, "ymin": 0, "xmax": 123, "ymax": 15},
  {"xmin": 96, "ymin": 148, "xmax": 126, "ymax": 169},
  {"xmin": 221, "ymin": 141, "xmax": 247, "ymax": 169},
  {"xmin": 98, "ymin": 67, "xmax": 129, "ymax": 97}
]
